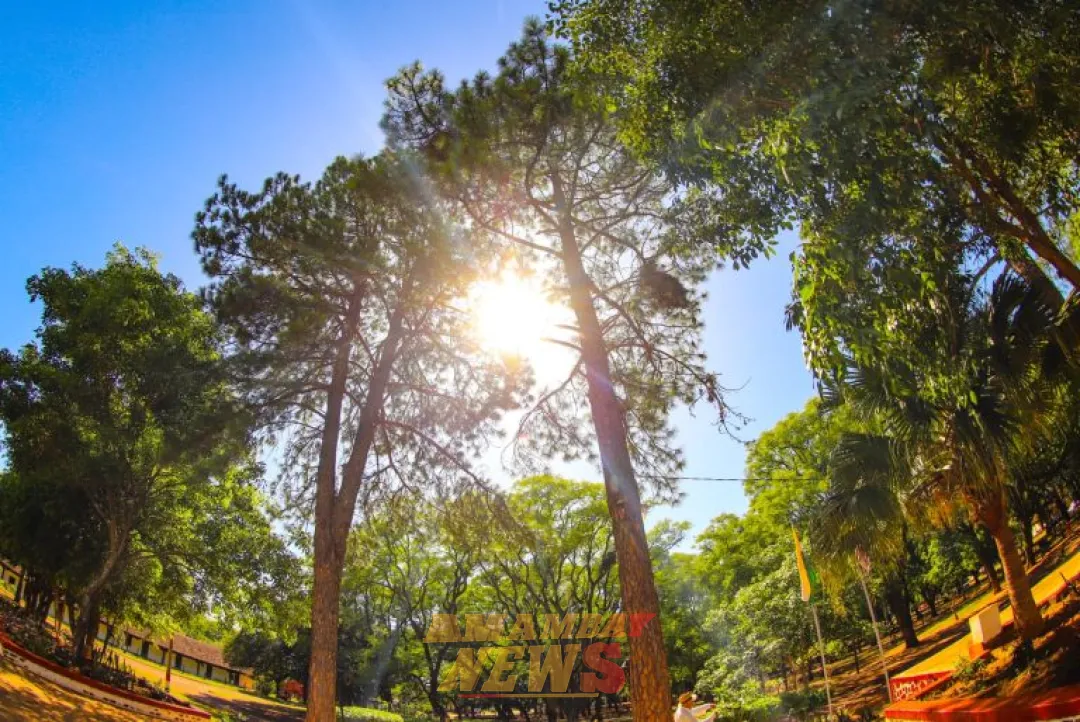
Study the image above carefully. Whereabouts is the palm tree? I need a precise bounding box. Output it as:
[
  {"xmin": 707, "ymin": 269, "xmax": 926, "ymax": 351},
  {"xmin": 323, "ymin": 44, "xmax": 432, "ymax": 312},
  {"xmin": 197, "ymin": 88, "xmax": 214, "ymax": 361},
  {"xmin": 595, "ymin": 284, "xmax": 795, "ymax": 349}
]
[
  {"xmin": 825, "ymin": 271, "xmax": 1064, "ymax": 641},
  {"xmin": 809, "ymin": 431, "xmax": 922, "ymax": 648}
]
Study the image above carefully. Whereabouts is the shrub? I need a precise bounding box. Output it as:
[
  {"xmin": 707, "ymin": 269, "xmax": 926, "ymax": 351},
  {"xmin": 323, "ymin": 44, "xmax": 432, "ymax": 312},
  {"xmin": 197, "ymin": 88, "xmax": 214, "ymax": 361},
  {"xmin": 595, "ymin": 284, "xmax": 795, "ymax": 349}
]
[
  {"xmin": 953, "ymin": 657, "xmax": 988, "ymax": 682},
  {"xmin": 778, "ymin": 688, "xmax": 828, "ymax": 721},
  {"xmin": 338, "ymin": 706, "xmax": 404, "ymax": 722}
]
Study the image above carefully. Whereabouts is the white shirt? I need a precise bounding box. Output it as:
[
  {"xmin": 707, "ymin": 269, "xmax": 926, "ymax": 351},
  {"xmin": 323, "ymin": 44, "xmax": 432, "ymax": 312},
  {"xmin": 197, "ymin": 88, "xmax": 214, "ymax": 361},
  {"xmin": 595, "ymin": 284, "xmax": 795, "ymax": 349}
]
[{"xmin": 674, "ymin": 703, "xmax": 715, "ymax": 722}]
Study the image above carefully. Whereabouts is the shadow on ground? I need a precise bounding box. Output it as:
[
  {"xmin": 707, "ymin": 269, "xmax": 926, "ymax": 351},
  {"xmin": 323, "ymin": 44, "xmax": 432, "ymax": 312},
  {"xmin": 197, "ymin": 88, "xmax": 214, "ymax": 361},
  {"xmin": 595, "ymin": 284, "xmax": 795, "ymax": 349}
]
[
  {"xmin": 0, "ymin": 658, "xmax": 144, "ymax": 721},
  {"xmin": 189, "ymin": 693, "xmax": 305, "ymax": 721}
]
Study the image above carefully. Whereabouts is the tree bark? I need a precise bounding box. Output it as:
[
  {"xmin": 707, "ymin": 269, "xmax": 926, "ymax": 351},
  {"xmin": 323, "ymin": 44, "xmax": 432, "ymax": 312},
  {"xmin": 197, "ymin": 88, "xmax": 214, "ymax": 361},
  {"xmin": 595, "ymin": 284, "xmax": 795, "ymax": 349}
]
[
  {"xmin": 74, "ymin": 522, "xmax": 127, "ymax": 663},
  {"xmin": 963, "ymin": 522, "xmax": 1002, "ymax": 593},
  {"xmin": 924, "ymin": 591, "xmax": 938, "ymax": 618},
  {"xmin": 982, "ymin": 560, "xmax": 1002, "ymax": 594},
  {"xmin": 14, "ymin": 568, "xmax": 24, "ymax": 606},
  {"xmin": 1020, "ymin": 515, "xmax": 1037, "ymax": 567},
  {"xmin": 928, "ymin": 126, "xmax": 1080, "ymax": 290},
  {"xmin": 305, "ymin": 298, "xmax": 362, "ymax": 722},
  {"xmin": 883, "ymin": 578, "xmax": 919, "ymax": 649},
  {"xmin": 971, "ymin": 488, "xmax": 1044, "ymax": 640},
  {"xmin": 306, "ymin": 297, "xmax": 405, "ymax": 722},
  {"xmin": 306, "ymin": 545, "xmax": 344, "ymax": 721},
  {"xmin": 991, "ymin": 521, "xmax": 1044, "ymax": 639},
  {"xmin": 553, "ymin": 176, "xmax": 672, "ymax": 721}
]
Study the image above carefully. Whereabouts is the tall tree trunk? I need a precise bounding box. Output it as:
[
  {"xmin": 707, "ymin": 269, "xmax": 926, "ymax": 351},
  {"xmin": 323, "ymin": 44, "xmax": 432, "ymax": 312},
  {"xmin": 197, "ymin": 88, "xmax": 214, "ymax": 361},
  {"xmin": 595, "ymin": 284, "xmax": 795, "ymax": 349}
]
[
  {"xmin": 74, "ymin": 522, "xmax": 127, "ymax": 662},
  {"xmin": 883, "ymin": 578, "xmax": 919, "ymax": 649},
  {"xmin": 307, "ymin": 298, "xmax": 404, "ymax": 722},
  {"xmin": 307, "ymin": 547, "xmax": 345, "ymax": 719},
  {"xmin": 971, "ymin": 488, "xmax": 1044, "ymax": 640},
  {"xmin": 1020, "ymin": 516, "xmax": 1037, "ymax": 567},
  {"xmin": 982, "ymin": 560, "xmax": 1002, "ymax": 593},
  {"xmin": 554, "ymin": 176, "xmax": 672, "ymax": 721},
  {"xmin": 305, "ymin": 298, "xmax": 361, "ymax": 722},
  {"xmin": 14, "ymin": 567, "xmax": 24, "ymax": 606},
  {"xmin": 963, "ymin": 522, "xmax": 1002, "ymax": 593},
  {"xmin": 924, "ymin": 591, "xmax": 938, "ymax": 618},
  {"xmin": 81, "ymin": 603, "xmax": 101, "ymax": 666}
]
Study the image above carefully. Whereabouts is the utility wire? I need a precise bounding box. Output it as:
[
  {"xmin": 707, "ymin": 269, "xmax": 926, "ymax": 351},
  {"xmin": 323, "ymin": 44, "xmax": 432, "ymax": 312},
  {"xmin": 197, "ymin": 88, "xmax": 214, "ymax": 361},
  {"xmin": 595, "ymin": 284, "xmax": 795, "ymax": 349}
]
[{"xmin": 643, "ymin": 475, "xmax": 824, "ymax": 483}]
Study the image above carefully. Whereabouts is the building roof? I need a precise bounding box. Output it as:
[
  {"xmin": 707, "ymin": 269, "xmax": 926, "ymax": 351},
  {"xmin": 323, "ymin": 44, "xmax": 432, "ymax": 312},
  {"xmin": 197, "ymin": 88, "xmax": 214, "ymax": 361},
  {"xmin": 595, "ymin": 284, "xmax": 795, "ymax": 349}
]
[
  {"xmin": 123, "ymin": 628, "xmax": 252, "ymax": 675},
  {"xmin": 171, "ymin": 634, "xmax": 231, "ymax": 670}
]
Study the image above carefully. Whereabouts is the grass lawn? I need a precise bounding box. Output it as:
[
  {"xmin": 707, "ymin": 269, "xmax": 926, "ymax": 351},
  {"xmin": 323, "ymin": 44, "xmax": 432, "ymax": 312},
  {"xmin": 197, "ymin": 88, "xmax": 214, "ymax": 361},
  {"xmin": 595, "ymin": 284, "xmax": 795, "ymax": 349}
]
[{"xmin": 0, "ymin": 656, "xmax": 145, "ymax": 721}]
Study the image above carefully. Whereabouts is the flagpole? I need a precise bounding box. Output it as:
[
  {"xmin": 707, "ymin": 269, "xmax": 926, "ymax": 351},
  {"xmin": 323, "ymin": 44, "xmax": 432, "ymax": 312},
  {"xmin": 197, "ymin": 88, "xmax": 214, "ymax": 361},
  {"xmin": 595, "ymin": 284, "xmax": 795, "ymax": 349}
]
[
  {"xmin": 793, "ymin": 528, "xmax": 832, "ymax": 718},
  {"xmin": 856, "ymin": 563, "xmax": 893, "ymax": 701},
  {"xmin": 809, "ymin": 602, "xmax": 833, "ymax": 717}
]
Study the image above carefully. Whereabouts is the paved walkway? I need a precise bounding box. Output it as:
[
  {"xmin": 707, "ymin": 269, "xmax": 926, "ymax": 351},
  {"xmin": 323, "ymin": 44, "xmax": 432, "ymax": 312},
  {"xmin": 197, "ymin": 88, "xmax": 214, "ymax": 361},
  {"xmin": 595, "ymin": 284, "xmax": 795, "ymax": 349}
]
[{"xmin": 896, "ymin": 547, "xmax": 1080, "ymax": 679}]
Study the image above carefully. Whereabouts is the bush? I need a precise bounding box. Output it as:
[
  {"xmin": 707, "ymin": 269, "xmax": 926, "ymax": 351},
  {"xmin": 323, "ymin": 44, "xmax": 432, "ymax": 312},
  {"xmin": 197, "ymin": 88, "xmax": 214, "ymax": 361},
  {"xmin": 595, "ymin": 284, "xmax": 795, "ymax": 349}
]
[
  {"xmin": 338, "ymin": 706, "xmax": 404, "ymax": 722},
  {"xmin": 778, "ymin": 688, "xmax": 828, "ymax": 721},
  {"xmin": 0, "ymin": 601, "xmax": 61, "ymax": 660},
  {"xmin": 714, "ymin": 696, "xmax": 781, "ymax": 722},
  {"xmin": 953, "ymin": 656, "xmax": 988, "ymax": 682}
]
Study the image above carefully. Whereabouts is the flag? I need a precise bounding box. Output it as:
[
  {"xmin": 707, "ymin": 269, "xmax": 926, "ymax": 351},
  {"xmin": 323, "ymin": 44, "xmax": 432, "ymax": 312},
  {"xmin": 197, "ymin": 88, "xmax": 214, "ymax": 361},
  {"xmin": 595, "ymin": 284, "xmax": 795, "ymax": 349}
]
[{"xmin": 793, "ymin": 527, "xmax": 814, "ymax": 603}]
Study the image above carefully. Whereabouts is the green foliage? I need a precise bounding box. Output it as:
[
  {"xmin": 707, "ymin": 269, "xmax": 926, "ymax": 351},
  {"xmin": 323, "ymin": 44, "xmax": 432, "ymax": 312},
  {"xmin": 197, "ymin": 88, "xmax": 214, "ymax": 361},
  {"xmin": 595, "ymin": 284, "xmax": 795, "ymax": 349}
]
[
  {"xmin": 555, "ymin": 0, "xmax": 1080, "ymax": 381},
  {"xmin": 0, "ymin": 246, "xmax": 295, "ymax": 652},
  {"xmin": 651, "ymin": 523, "xmax": 713, "ymax": 690},
  {"xmin": 194, "ymin": 153, "xmax": 523, "ymax": 505},
  {"xmin": 778, "ymin": 689, "xmax": 828, "ymax": 722},
  {"xmin": 338, "ymin": 707, "xmax": 403, "ymax": 722},
  {"xmin": 382, "ymin": 18, "xmax": 740, "ymax": 497},
  {"xmin": 953, "ymin": 656, "xmax": 988, "ymax": 682},
  {"xmin": 711, "ymin": 687, "xmax": 782, "ymax": 722}
]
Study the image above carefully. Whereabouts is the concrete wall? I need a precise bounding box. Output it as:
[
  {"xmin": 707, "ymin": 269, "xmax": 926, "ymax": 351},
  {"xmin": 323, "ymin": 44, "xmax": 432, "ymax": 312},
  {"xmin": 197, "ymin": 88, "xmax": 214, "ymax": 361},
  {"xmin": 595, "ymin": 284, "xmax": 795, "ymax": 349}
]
[
  {"xmin": 179, "ymin": 655, "xmax": 200, "ymax": 676},
  {"xmin": 119, "ymin": 634, "xmax": 165, "ymax": 664},
  {"xmin": 109, "ymin": 631, "xmax": 248, "ymax": 690}
]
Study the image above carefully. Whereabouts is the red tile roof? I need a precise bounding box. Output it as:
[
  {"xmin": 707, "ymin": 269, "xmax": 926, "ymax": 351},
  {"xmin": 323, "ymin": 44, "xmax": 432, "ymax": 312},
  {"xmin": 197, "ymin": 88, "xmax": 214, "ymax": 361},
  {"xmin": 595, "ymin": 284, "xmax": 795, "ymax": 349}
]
[{"xmin": 123, "ymin": 628, "xmax": 252, "ymax": 675}]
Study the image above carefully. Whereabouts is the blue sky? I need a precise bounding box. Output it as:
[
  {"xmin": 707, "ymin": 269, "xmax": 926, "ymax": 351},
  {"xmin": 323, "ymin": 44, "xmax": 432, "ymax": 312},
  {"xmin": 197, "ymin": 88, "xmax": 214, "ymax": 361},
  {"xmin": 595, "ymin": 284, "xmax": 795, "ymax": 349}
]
[{"xmin": 0, "ymin": 1, "xmax": 815, "ymax": 547}]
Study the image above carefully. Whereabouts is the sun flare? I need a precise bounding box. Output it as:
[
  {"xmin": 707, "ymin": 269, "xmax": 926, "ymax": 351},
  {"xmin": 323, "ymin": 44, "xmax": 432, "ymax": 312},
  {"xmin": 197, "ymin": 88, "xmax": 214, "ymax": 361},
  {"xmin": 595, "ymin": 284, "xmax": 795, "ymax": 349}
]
[{"xmin": 469, "ymin": 272, "xmax": 570, "ymax": 377}]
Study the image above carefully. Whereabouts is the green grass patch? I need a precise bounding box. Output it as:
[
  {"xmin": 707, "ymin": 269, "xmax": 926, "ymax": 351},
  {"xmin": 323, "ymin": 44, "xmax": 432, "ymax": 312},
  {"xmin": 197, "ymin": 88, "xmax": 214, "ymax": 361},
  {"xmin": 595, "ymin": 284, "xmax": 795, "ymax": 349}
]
[{"xmin": 338, "ymin": 706, "xmax": 404, "ymax": 722}]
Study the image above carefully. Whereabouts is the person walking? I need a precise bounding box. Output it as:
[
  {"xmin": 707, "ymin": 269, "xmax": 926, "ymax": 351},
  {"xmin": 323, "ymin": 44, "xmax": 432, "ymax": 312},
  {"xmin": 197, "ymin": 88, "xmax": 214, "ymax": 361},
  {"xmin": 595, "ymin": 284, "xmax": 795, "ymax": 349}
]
[{"xmin": 674, "ymin": 692, "xmax": 716, "ymax": 721}]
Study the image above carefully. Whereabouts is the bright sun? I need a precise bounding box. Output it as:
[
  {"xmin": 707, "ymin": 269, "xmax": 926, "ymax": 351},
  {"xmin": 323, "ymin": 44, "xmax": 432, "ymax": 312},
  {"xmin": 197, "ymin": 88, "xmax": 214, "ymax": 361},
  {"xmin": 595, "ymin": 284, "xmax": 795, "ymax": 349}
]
[{"xmin": 469, "ymin": 271, "xmax": 570, "ymax": 377}]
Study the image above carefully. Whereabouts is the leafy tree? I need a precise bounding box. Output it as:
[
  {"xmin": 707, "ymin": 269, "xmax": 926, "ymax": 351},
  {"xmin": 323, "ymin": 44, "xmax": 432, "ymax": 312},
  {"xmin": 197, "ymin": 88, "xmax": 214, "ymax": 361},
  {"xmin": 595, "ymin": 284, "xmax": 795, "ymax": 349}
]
[
  {"xmin": 696, "ymin": 514, "xmax": 779, "ymax": 604},
  {"xmin": 194, "ymin": 153, "xmax": 523, "ymax": 720},
  {"xmin": 226, "ymin": 631, "xmax": 307, "ymax": 696},
  {"xmin": 0, "ymin": 470, "xmax": 98, "ymax": 623},
  {"xmin": 383, "ymin": 22, "xmax": 740, "ymax": 718},
  {"xmin": 0, "ymin": 247, "xmax": 286, "ymax": 661},
  {"xmin": 650, "ymin": 522, "xmax": 712, "ymax": 692},
  {"xmin": 809, "ymin": 431, "xmax": 923, "ymax": 648},
  {"xmin": 343, "ymin": 493, "xmax": 480, "ymax": 720},
  {"xmin": 464, "ymin": 477, "xmax": 623, "ymax": 721},
  {"xmin": 691, "ymin": 401, "xmax": 859, "ymax": 698},
  {"xmin": 554, "ymin": 0, "xmax": 1080, "ymax": 295},
  {"xmin": 908, "ymin": 531, "xmax": 980, "ymax": 615},
  {"xmin": 697, "ymin": 558, "xmax": 816, "ymax": 698},
  {"xmin": 825, "ymin": 271, "xmax": 1068, "ymax": 640}
]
